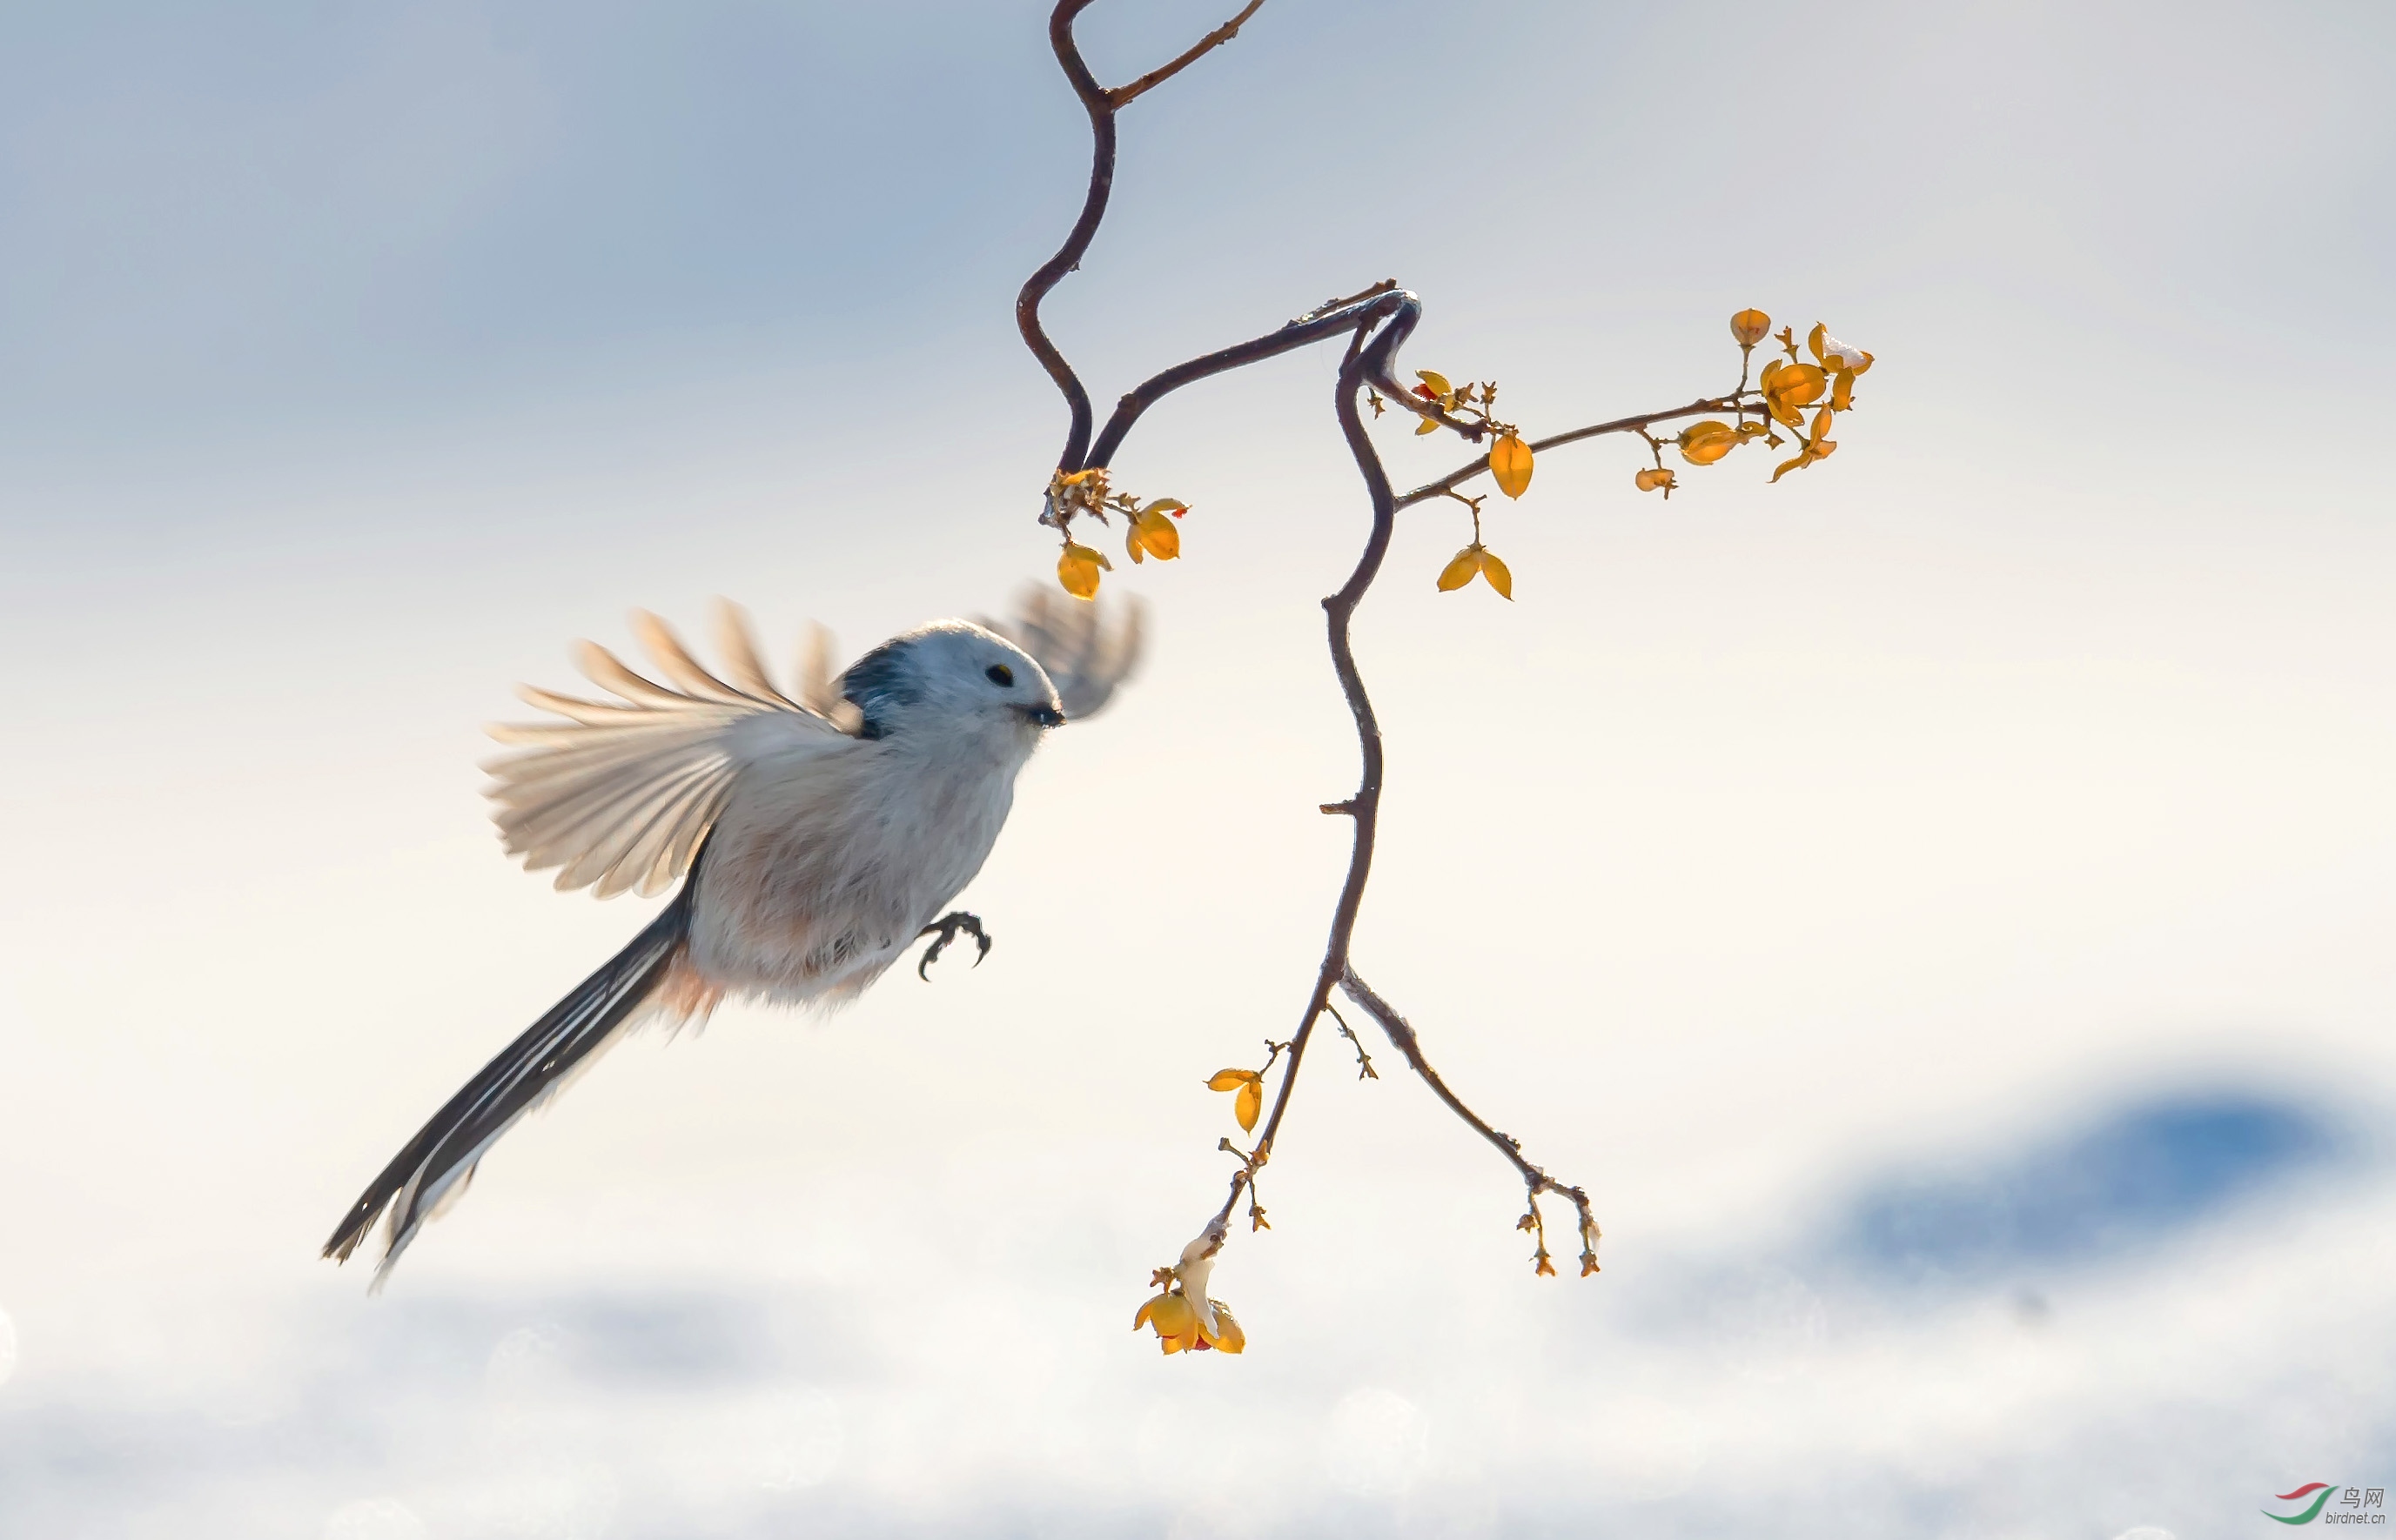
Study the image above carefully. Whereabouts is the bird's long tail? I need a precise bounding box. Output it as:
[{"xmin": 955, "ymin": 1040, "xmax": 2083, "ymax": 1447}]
[{"xmin": 322, "ymin": 883, "xmax": 705, "ymax": 1284}]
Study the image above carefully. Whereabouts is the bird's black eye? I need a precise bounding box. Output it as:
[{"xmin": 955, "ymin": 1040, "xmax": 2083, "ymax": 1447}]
[{"xmin": 985, "ymin": 663, "xmax": 1014, "ymax": 687}]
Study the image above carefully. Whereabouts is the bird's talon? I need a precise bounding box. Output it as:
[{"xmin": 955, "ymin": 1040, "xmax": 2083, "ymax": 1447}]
[{"xmin": 916, "ymin": 911, "xmax": 992, "ymax": 981}]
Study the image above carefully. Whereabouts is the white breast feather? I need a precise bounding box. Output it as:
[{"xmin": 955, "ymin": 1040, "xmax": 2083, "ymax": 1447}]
[{"xmin": 690, "ymin": 717, "xmax": 1022, "ymax": 1003}]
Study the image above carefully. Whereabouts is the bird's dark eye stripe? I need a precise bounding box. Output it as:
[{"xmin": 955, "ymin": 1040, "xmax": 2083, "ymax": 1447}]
[{"xmin": 985, "ymin": 663, "xmax": 1014, "ymax": 686}]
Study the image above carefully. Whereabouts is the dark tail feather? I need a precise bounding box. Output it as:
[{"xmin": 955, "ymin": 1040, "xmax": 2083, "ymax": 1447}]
[{"xmin": 322, "ymin": 884, "xmax": 696, "ymax": 1283}]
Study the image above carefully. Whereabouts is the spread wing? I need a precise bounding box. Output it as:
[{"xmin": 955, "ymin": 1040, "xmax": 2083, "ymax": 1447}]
[
  {"xmin": 484, "ymin": 601, "xmax": 859, "ymax": 899},
  {"xmin": 982, "ymin": 586, "xmax": 1145, "ymax": 721}
]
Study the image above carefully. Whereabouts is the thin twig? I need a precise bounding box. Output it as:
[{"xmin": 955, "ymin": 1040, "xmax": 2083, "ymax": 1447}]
[
  {"xmin": 1292, "ymin": 278, "xmax": 1398, "ymax": 326},
  {"xmin": 1339, "ymin": 964, "xmax": 1601, "ymax": 1274},
  {"xmin": 1107, "ymin": 0, "xmax": 1268, "ymax": 107},
  {"xmin": 1324, "ymin": 1002, "xmax": 1379, "ymax": 1080},
  {"xmin": 1394, "ymin": 394, "xmax": 1754, "ymax": 509}
]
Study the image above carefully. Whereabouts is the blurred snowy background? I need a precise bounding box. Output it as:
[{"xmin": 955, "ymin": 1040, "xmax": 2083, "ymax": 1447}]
[{"xmin": 1, "ymin": 2, "xmax": 2391, "ymax": 1536}]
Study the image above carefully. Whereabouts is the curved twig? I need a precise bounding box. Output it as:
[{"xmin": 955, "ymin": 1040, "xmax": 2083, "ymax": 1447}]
[
  {"xmin": 1017, "ymin": 0, "xmax": 1278, "ymax": 475},
  {"xmin": 1199, "ymin": 300, "xmax": 1419, "ymax": 1236},
  {"xmin": 1087, "ymin": 285, "xmax": 1402, "ymax": 469},
  {"xmin": 1017, "ymin": 0, "xmax": 1113, "ymax": 473}
]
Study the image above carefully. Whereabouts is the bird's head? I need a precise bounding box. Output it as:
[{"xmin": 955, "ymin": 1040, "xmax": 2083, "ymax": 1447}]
[{"xmin": 836, "ymin": 620, "xmax": 1065, "ymax": 746}]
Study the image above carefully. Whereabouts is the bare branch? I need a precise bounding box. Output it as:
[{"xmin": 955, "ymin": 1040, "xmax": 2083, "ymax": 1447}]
[
  {"xmin": 1107, "ymin": 0, "xmax": 1268, "ymax": 108},
  {"xmin": 1086, "ymin": 287, "xmax": 1404, "ymax": 469},
  {"xmin": 1017, "ymin": 1, "xmax": 1281, "ymax": 476},
  {"xmin": 1017, "ymin": 3, "xmax": 1607, "ymax": 1302},
  {"xmin": 1201, "ymin": 309, "xmax": 1406, "ymax": 1236},
  {"xmin": 1017, "ymin": 0, "xmax": 1116, "ymax": 472},
  {"xmin": 1339, "ymin": 964, "xmax": 1601, "ymax": 1275}
]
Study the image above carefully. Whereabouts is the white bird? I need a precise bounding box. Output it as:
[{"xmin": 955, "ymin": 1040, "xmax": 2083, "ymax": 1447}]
[{"xmin": 324, "ymin": 589, "xmax": 1143, "ymax": 1282}]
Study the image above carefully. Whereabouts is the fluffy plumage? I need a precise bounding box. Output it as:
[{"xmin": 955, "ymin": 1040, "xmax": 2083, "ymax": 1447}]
[{"xmin": 325, "ymin": 592, "xmax": 1142, "ymax": 1282}]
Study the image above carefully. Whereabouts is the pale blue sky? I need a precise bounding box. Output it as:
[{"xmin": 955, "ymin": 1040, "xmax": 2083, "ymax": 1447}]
[{"xmin": 2, "ymin": 3, "xmax": 2393, "ymax": 1537}]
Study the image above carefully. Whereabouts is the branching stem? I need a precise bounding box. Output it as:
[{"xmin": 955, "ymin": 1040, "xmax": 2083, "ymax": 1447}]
[
  {"xmin": 1339, "ymin": 966, "xmax": 1599, "ymax": 1273},
  {"xmin": 1023, "ymin": 0, "xmax": 1620, "ymax": 1286}
]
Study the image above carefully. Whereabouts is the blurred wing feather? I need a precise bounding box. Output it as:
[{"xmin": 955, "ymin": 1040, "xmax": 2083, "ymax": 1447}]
[
  {"xmin": 983, "ymin": 586, "xmax": 1145, "ymax": 720},
  {"xmin": 712, "ymin": 600, "xmax": 806, "ymax": 711},
  {"xmin": 629, "ymin": 609, "xmax": 752, "ymax": 706},
  {"xmin": 485, "ymin": 605, "xmax": 851, "ymax": 897}
]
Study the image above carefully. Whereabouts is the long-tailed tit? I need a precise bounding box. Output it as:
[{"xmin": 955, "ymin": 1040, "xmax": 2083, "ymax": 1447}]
[{"xmin": 324, "ymin": 590, "xmax": 1142, "ymax": 1282}]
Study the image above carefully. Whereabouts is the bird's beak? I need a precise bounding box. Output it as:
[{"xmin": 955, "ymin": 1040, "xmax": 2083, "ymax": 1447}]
[{"xmin": 1020, "ymin": 703, "xmax": 1066, "ymax": 729}]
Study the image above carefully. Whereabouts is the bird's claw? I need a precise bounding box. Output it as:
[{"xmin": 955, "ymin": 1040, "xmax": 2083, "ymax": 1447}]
[{"xmin": 915, "ymin": 911, "xmax": 991, "ymax": 981}]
